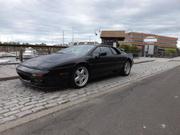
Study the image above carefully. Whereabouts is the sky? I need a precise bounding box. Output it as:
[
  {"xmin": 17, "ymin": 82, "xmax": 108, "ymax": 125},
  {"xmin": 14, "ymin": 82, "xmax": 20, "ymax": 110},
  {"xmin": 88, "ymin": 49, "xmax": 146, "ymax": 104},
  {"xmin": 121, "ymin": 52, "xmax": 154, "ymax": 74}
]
[{"xmin": 0, "ymin": 0, "xmax": 179, "ymax": 46}]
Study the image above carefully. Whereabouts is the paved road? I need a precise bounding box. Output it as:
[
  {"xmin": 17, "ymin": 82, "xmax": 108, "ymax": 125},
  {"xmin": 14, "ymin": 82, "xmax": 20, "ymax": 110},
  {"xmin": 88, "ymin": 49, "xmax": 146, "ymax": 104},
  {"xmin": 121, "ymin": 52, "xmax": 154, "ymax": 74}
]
[{"xmin": 3, "ymin": 66, "xmax": 180, "ymax": 135}]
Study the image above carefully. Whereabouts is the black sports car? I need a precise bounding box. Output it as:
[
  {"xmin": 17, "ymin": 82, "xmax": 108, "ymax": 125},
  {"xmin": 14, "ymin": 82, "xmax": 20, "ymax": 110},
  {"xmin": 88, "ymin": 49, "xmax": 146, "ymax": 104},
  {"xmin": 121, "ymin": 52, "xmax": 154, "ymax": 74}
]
[{"xmin": 16, "ymin": 45, "xmax": 133, "ymax": 88}]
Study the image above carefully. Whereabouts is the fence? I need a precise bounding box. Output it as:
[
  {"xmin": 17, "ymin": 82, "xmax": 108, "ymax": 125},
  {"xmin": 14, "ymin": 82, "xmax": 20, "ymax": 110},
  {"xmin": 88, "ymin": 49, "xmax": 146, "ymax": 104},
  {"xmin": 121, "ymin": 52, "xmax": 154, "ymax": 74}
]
[{"xmin": 0, "ymin": 44, "xmax": 67, "ymax": 61}]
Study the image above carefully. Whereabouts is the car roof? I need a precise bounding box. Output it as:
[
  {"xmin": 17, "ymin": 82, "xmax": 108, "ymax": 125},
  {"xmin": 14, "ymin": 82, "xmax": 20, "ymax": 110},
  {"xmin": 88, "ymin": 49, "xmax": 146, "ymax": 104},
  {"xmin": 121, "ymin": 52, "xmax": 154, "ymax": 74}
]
[
  {"xmin": 74, "ymin": 44, "xmax": 114, "ymax": 48},
  {"xmin": 95, "ymin": 44, "xmax": 113, "ymax": 47}
]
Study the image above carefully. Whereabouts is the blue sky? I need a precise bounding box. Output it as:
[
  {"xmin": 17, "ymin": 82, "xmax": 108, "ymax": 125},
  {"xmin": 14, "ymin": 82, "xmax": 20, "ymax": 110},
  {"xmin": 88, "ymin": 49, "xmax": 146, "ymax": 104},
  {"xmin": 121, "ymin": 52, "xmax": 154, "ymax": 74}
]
[{"xmin": 0, "ymin": 0, "xmax": 179, "ymax": 46}]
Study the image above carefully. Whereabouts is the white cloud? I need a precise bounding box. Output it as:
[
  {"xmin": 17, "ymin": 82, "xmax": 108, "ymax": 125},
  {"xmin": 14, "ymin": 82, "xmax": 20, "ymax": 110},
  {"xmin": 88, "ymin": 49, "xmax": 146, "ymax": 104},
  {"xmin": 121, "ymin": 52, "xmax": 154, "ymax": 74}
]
[{"xmin": 0, "ymin": 0, "xmax": 179, "ymax": 44}]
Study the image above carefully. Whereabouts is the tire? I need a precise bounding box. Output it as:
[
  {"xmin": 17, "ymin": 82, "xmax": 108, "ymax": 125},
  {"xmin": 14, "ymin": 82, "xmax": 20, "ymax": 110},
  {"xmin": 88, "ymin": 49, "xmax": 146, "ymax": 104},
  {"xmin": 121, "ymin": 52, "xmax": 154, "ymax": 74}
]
[
  {"xmin": 121, "ymin": 61, "xmax": 131, "ymax": 76},
  {"xmin": 71, "ymin": 66, "xmax": 89, "ymax": 88}
]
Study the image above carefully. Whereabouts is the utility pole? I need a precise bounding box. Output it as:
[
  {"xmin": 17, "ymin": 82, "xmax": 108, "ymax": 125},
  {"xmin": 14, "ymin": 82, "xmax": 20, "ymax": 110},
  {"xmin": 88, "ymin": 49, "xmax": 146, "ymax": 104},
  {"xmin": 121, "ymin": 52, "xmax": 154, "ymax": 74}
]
[
  {"xmin": 76, "ymin": 31, "xmax": 79, "ymax": 45},
  {"xmin": 89, "ymin": 36, "xmax": 91, "ymax": 42},
  {"xmin": 62, "ymin": 30, "xmax": 64, "ymax": 46},
  {"xmin": 72, "ymin": 29, "xmax": 74, "ymax": 46}
]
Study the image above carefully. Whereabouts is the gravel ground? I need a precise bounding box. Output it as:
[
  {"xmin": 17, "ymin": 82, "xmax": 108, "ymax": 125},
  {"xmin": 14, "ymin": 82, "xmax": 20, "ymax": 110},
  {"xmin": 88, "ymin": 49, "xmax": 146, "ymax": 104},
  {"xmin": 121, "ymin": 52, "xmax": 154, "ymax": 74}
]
[{"xmin": 0, "ymin": 60, "xmax": 180, "ymax": 125}]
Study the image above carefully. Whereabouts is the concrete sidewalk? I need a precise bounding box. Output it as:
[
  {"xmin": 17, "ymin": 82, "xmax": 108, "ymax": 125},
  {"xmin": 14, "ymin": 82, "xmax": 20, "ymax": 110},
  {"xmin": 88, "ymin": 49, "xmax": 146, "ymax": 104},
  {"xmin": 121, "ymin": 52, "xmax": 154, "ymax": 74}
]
[
  {"xmin": 134, "ymin": 57, "xmax": 155, "ymax": 64},
  {"xmin": 0, "ymin": 64, "xmax": 19, "ymax": 81},
  {"xmin": 0, "ymin": 57, "xmax": 162, "ymax": 81}
]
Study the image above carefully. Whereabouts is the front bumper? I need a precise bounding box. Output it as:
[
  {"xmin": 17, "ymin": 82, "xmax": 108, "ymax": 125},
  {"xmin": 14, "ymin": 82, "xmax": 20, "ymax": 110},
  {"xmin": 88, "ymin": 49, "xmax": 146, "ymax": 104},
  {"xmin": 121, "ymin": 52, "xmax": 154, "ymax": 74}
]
[{"xmin": 16, "ymin": 65, "xmax": 69, "ymax": 87}]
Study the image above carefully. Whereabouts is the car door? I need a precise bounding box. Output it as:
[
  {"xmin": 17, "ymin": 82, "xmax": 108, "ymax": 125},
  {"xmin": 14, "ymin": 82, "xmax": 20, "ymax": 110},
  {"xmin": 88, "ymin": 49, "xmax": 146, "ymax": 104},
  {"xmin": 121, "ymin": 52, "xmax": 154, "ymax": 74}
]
[
  {"xmin": 89, "ymin": 46, "xmax": 119, "ymax": 77},
  {"xmin": 88, "ymin": 47, "xmax": 106, "ymax": 76},
  {"xmin": 110, "ymin": 47, "xmax": 130, "ymax": 69},
  {"xmin": 109, "ymin": 47, "xmax": 122, "ymax": 70},
  {"xmin": 99, "ymin": 47, "xmax": 115, "ymax": 72}
]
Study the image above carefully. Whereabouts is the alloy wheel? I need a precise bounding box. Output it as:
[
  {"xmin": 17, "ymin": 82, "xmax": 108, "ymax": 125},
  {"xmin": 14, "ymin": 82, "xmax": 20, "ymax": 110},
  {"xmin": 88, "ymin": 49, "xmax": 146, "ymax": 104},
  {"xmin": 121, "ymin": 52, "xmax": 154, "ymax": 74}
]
[
  {"xmin": 74, "ymin": 66, "xmax": 89, "ymax": 87},
  {"xmin": 124, "ymin": 61, "xmax": 131, "ymax": 75}
]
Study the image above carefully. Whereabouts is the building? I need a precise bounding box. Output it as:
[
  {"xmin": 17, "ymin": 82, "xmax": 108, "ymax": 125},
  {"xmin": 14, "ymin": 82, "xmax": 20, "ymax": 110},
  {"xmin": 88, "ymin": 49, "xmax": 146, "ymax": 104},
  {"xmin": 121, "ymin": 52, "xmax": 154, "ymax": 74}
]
[
  {"xmin": 101, "ymin": 31, "xmax": 126, "ymax": 46},
  {"xmin": 100, "ymin": 30, "xmax": 178, "ymax": 57}
]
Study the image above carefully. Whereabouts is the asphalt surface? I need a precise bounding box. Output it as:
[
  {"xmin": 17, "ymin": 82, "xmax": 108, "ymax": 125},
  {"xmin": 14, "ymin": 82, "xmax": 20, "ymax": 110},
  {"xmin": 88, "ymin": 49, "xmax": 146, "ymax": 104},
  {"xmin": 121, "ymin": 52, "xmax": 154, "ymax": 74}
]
[{"xmin": 2, "ymin": 66, "xmax": 180, "ymax": 135}]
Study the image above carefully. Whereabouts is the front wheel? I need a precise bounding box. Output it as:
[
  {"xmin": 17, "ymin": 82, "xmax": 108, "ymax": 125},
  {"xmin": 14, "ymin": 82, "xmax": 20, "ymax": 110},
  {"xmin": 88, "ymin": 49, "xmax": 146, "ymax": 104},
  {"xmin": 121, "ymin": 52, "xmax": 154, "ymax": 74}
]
[
  {"xmin": 121, "ymin": 61, "xmax": 131, "ymax": 76},
  {"xmin": 71, "ymin": 66, "xmax": 89, "ymax": 88}
]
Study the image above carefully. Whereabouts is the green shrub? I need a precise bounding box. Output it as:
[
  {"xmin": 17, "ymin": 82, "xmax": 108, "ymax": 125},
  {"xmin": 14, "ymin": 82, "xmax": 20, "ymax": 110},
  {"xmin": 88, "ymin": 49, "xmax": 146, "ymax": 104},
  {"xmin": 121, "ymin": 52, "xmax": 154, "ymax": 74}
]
[
  {"xmin": 120, "ymin": 45, "xmax": 131, "ymax": 53},
  {"xmin": 118, "ymin": 42, "xmax": 140, "ymax": 56},
  {"xmin": 165, "ymin": 48, "xmax": 177, "ymax": 57},
  {"xmin": 129, "ymin": 45, "xmax": 140, "ymax": 54}
]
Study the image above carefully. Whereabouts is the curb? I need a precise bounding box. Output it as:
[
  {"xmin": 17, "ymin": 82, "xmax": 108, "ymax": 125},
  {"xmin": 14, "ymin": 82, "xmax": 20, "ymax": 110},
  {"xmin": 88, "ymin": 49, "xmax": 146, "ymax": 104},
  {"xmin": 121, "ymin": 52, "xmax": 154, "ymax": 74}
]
[
  {"xmin": 168, "ymin": 60, "xmax": 180, "ymax": 62},
  {"xmin": 0, "ymin": 76, "xmax": 19, "ymax": 81},
  {"xmin": 134, "ymin": 60, "xmax": 155, "ymax": 64},
  {"xmin": 0, "ymin": 63, "xmax": 19, "ymax": 65},
  {"xmin": 0, "ymin": 65, "xmax": 178, "ymax": 133}
]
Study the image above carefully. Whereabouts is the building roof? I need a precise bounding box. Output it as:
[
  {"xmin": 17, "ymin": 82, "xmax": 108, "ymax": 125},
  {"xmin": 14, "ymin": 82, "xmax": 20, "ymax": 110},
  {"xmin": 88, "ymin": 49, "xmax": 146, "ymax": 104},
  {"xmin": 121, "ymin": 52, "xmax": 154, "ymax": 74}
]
[
  {"xmin": 101, "ymin": 31, "xmax": 126, "ymax": 38},
  {"xmin": 128, "ymin": 32, "xmax": 178, "ymax": 40}
]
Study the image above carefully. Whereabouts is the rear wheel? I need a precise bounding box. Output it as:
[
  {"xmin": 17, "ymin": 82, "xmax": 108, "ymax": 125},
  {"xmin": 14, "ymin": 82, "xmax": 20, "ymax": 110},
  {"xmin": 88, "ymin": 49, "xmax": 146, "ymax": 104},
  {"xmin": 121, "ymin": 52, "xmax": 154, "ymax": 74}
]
[
  {"xmin": 121, "ymin": 61, "xmax": 131, "ymax": 76},
  {"xmin": 71, "ymin": 66, "xmax": 89, "ymax": 88}
]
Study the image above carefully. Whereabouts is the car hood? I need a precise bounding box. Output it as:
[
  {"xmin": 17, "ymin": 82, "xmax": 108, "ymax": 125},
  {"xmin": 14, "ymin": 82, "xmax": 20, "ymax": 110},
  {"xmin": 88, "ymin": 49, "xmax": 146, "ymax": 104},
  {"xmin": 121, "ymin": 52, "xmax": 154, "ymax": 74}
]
[{"xmin": 21, "ymin": 53, "xmax": 79, "ymax": 70}]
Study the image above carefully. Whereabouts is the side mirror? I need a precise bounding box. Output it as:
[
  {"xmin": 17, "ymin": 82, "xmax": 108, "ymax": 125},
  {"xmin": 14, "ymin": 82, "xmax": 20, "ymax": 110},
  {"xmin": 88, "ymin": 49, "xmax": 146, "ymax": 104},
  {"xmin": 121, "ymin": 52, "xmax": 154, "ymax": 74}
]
[
  {"xmin": 120, "ymin": 48, "xmax": 125, "ymax": 52},
  {"xmin": 93, "ymin": 53, "xmax": 100, "ymax": 59},
  {"xmin": 99, "ymin": 52, "xmax": 107, "ymax": 56}
]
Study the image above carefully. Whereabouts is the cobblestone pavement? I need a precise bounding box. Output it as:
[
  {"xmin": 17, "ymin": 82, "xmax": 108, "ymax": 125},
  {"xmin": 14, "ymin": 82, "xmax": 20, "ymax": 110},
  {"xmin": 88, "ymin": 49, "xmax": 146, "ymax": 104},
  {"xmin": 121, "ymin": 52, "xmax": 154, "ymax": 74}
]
[{"xmin": 0, "ymin": 60, "xmax": 180, "ymax": 125}]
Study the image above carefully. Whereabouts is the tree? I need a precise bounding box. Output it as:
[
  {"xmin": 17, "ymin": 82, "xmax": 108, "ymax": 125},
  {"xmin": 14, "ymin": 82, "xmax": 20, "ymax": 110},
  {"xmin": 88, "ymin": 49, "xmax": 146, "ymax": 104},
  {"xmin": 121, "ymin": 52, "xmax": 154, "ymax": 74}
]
[{"xmin": 177, "ymin": 48, "xmax": 180, "ymax": 56}]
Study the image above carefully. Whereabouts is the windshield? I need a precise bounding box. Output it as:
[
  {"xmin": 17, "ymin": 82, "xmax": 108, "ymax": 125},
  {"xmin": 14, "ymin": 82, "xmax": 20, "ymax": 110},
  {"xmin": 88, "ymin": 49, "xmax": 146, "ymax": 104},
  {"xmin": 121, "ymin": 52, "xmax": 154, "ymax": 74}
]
[{"xmin": 57, "ymin": 45, "xmax": 95, "ymax": 55}]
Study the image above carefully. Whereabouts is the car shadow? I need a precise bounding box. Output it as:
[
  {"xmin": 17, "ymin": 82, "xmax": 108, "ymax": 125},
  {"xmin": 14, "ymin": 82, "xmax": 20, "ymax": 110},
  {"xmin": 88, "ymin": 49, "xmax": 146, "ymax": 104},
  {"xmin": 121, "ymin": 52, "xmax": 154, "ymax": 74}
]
[{"xmin": 89, "ymin": 72, "xmax": 123, "ymax": 84}]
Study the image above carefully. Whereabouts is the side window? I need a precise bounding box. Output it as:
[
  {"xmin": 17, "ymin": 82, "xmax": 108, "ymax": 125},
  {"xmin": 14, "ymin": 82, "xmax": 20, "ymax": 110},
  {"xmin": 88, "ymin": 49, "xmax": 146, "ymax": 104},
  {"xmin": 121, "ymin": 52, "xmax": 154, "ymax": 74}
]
[
  {"xmin": 92, "ymin": 47, "xmax": 101, "ymax": 55},
  {"xmin": 111, "ymin": 47, "xmax": 120, "ymax": 55},
  {"xmin": 100, "ymin": 47, "xmax": 113, "ymax": 56},
  {"xmin": 111, "ymin": 48, "xmax": 118, "ymax": 55}
]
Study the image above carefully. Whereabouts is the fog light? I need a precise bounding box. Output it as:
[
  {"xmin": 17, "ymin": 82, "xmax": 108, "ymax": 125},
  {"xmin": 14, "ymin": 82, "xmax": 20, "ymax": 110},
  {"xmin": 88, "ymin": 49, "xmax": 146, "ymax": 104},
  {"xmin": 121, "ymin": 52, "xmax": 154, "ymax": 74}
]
[{"xmin": 32, "ymin": 73, "xmax": 44, "ymax": 78}]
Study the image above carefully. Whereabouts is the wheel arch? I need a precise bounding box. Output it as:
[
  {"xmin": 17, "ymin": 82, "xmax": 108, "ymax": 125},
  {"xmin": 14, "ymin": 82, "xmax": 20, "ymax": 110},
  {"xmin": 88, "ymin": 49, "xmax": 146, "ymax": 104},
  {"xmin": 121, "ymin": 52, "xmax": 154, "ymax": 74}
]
[{"xmin": 127, "ymin": 58, "xmax": 133, "ymax": 67}]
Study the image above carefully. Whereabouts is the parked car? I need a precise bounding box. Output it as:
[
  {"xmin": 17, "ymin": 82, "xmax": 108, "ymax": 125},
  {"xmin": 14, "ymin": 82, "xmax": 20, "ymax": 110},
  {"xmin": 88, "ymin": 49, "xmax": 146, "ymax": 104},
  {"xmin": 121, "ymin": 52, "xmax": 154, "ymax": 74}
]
[
  {"xmin": 16, "ymin": 45, "xmax": 133, "ymax": 88},
  {"xmin": 23, "ymin": 47, "xmax": 38, "ymax": 59}
]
